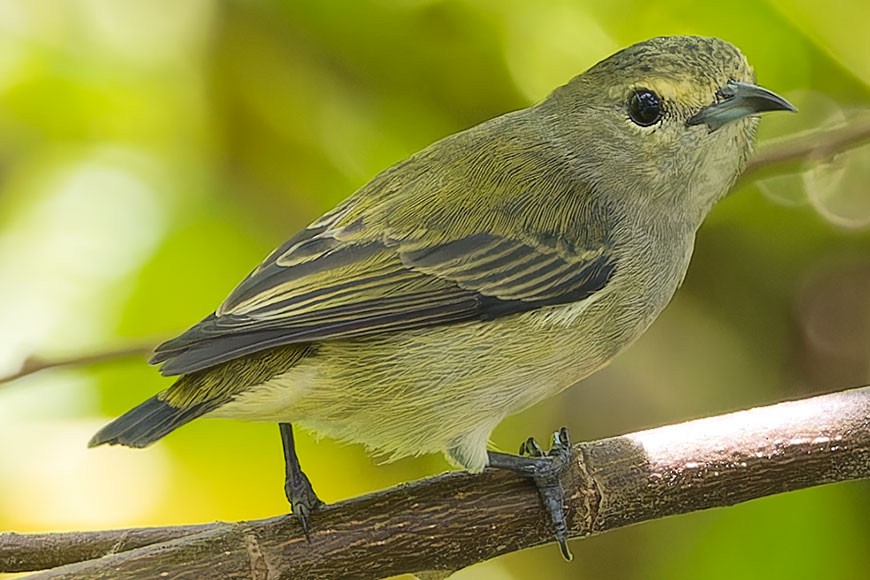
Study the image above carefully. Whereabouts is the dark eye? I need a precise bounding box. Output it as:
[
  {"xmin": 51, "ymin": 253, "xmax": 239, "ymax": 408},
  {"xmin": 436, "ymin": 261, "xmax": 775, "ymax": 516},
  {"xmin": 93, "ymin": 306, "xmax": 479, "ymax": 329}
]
[{"xmin": 628, "ymin": 89, "xmax": 663, "ymax": 127}]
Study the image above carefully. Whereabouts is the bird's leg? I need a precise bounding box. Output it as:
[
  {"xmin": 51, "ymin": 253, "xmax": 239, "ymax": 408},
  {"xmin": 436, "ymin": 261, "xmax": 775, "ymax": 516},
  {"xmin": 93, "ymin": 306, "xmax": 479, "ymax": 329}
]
[
  {"xmin": 487, "ymin": 427, "xmax": 574, "ymax": 561},
  {"xmin": 279, "ymin": 422, "xmax": 323, "ymax": 537}
]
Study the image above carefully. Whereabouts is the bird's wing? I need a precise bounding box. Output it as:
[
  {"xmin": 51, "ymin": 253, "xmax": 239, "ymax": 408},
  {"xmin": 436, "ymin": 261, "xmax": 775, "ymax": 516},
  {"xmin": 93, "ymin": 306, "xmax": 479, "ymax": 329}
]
[
  {"xmin": 151, "ymin": 123, "xmax": 618, "ymax": 376},
  {"xmin": 151, "ymin": 212, "xmax": 615, "ymax": 376}
]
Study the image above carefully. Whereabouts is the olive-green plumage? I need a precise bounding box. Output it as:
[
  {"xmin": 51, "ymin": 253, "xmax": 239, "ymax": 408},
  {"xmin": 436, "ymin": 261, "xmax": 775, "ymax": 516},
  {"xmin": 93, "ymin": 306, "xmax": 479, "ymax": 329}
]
[{"xmin": 90, "ymin": 36, "xmax": 794, "ymax": 473}]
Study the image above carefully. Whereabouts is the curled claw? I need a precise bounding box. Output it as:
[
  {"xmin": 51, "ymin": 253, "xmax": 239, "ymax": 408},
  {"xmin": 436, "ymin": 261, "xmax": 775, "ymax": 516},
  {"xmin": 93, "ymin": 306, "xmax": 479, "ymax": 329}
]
[{"xmin": 519, "ymin": 437, "xmax": 545, "ymax": 457}]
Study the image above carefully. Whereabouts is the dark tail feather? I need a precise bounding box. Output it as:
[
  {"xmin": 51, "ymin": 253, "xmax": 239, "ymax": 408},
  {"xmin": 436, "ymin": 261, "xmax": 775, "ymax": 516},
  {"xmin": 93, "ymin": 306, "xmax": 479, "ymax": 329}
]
[{"xmin": 89, "ymin": 395, "xmax": 218, "ymax": 449}]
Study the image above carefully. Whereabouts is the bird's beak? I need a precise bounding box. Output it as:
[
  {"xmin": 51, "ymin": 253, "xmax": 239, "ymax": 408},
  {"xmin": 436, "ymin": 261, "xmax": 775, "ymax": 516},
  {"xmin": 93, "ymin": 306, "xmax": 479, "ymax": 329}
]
[{"xmin": 687, "ymin": 81, "xmax": 796, "ymax": 131}]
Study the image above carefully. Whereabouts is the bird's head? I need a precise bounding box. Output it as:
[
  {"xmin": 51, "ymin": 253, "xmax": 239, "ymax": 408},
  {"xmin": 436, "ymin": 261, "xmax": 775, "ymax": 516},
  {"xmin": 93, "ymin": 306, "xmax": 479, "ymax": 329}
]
[{"xmin": 543, "ymin": 36, "xmax": 795, "ymax": 223}]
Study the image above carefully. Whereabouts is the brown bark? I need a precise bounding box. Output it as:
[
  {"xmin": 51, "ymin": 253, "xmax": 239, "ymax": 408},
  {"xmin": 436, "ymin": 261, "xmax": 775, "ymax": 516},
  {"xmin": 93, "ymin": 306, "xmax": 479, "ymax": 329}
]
[{"xmin": 3, "ymin": 385, "xmax": 868, "ymax": 580}]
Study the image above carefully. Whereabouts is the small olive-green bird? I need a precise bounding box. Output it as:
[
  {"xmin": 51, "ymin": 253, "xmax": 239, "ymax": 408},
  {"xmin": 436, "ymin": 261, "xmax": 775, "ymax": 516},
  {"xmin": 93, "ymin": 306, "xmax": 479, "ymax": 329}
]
[{"xmin": 91, "ymin": 35, "xmax": 793, "ymax": 550}]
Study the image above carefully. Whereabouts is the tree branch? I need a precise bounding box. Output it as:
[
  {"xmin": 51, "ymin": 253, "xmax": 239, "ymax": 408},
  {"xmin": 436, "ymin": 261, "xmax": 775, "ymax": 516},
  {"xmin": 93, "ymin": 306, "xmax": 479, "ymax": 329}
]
[
  {"xmin": 741, "ymin": 113, "xmax": 870, "ymax": 180},
  {"xmin": 3, "ymin": 385, "xmax": 868, "ymax": 579},
  {"xmin": 0, "ymin": 344, "xmax": 156, "ymax": 386},
  {"xmin": 0, "ymin": 523, "xmax": 223, "ymax": 575}
]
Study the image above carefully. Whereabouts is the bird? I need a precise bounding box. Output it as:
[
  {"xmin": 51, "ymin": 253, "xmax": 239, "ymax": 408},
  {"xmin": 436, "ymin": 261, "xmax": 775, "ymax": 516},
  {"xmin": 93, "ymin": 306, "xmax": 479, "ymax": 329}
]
[{"xmin": 89, "ymin": 35, "xmax": 795, "ymax": 555}]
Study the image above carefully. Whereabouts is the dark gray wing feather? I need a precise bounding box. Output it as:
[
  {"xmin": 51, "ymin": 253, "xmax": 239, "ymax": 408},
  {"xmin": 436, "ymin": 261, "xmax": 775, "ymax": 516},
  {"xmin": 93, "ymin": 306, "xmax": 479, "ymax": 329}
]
[{"xmin": 152, "ymin": 231, "xmax": 616, "ymax": 376}]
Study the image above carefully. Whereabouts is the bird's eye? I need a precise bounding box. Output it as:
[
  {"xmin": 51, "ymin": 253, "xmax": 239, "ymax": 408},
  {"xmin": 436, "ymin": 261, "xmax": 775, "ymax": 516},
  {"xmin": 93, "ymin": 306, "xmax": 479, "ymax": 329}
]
[{"xmin": 628, "ymin": 89, "xmax": 663, "ymax": 127}]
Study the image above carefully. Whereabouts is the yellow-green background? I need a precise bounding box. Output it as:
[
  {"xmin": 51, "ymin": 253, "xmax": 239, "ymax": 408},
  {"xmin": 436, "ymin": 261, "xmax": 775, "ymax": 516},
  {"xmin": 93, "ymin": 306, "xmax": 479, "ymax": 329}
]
[{"xmin": 1, "ymin": 1, "xmax": 869, "ymax": 579}]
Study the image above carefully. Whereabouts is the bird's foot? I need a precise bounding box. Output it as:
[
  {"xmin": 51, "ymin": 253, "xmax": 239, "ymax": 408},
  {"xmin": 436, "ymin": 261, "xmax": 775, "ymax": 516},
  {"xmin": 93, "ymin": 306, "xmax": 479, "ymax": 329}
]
[
  {"xmin": 284, "ymin": 465, "xmax": 324, "ymax": 538},
  {"xmin": 488, "ymin": 427, "xmax": 574, "ymax": 561},
  {"xmin": 279, "ymin": 422, "xmax": 324, "ymax": 539}
]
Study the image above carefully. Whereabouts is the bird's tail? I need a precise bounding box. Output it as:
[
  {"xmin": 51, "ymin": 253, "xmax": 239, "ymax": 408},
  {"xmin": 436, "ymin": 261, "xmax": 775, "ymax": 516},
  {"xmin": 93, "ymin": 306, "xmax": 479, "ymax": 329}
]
[
  {"xmin": 88, "ymin": 395, "xmax": 219, "ymax": 449},
  {"xmin": 90, "ymin": 343, "xmax": 316, "ymax": 448}
]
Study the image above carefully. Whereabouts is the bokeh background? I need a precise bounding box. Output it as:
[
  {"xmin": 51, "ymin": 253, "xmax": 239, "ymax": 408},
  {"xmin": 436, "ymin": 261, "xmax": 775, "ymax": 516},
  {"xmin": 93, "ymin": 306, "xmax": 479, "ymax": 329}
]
[{"xmin": 1, "ymin": 1, "xmax": 869, "ymax": 578}]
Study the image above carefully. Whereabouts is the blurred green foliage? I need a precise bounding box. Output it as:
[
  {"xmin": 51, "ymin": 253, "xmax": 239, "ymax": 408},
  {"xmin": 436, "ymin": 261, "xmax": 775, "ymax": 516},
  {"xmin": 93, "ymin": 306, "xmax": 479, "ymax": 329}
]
[{"xmin": 1, "ymin": 1, "xmax": 868, "ymax": 579}]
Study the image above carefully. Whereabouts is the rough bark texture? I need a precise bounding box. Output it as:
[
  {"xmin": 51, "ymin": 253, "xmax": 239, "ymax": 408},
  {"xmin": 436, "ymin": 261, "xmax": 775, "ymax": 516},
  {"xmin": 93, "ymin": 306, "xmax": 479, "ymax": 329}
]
[
  {"xmin": 2, "ymin": 386, "xmax": 868, "ymax": 580},
  {"xmin": 0, "ymin": 524, "xmax": 223, "ymax": 574}
]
